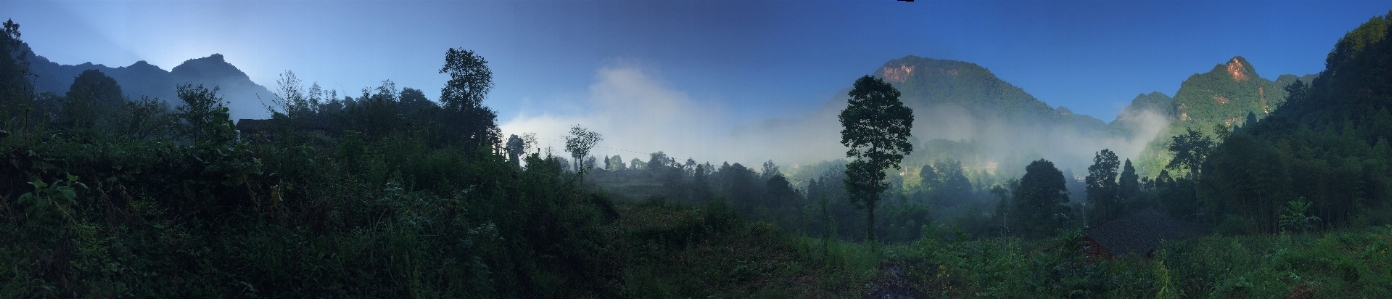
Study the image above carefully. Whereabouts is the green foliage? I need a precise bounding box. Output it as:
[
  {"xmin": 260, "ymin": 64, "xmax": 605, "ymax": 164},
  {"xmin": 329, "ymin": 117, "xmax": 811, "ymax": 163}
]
[
  {"xmin": 564, "ymin": 124, "xmax": 603, "ymax": 177},
  {"xmin": 1165, "ymin": 128, "xmax": 1213, "ymax": 178},
  {"xmin": 1280, "ymin": 197, "xmax": 1321, "ymax": 233},
  {"xmin": 1086, "ymin": 149, "xmax": 1120, "ymax": 227},
  {"xmin": 61, "ymin": 69, "xmax": 125, "ymax": 134},
  {"xmin": 1201, "ymin": 11, "xmax": 1392, "ymax": 233},
  {"xmin": 840, "ymin": 75, "xmax": 915, "ymax": 242},
  {"xmin": 176, "ymin": 83, "xmax": 236, "ymax": 146},
  {"xmin": 1012, "ymin": 159, "xmax": 1073, "ymax": 239}
]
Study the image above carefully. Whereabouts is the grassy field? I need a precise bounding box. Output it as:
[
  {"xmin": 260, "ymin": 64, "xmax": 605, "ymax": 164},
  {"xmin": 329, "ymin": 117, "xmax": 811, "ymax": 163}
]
[{"xmin": 610, "ymin": 195, "xmax": 1392, "ymax": 298}]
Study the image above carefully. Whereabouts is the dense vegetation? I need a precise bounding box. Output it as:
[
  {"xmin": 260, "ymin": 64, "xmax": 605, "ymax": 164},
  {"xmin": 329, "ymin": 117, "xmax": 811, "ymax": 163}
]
[
  {"xmin": 1199, "ymin": 11, "xmax": 1392, "ymax": 234},
  {"xmin": 3, "ymin": 10, "xmax": 1392, "ymax": 298}
]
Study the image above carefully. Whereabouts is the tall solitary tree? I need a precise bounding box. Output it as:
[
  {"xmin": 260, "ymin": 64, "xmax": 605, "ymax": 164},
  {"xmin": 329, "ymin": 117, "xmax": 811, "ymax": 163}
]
[
  {"xmin": 439, "ymin": 48, "xmax": 501, "ymax": 149},
  {"xmin": 839, "ymin": 75, "xmax": 914, "ymax": 243},
  {"xmin": 564, "ymin": 124, "xmax": 603, "ymax": 179}
]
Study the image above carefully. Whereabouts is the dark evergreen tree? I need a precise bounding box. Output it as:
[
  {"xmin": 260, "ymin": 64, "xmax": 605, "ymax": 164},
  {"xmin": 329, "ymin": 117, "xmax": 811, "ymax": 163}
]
[
  {"xmin": 1118, "ymin": 159, "xmax": 1140, "ymax": 210},
  {"xmin": 839, "ymin": 75, "xmax": 914, "ymax": 242}
]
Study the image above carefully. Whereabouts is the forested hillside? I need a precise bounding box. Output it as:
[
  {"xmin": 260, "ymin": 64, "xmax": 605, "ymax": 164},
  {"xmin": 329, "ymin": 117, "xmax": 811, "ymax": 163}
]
[{"xmin": 1201, "ymin": 12, "xmax": 1392, "ymax": 234}]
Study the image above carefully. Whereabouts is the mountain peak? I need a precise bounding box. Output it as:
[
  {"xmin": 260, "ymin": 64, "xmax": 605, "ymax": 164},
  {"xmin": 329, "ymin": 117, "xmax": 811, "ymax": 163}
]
[
  {"xmin": 171, "ymin": 53, "xmax": 248, "ymax": 82},
  {"xmin": 1225, "ymin": 56, "xmax": 1254, "ymax": 82}
]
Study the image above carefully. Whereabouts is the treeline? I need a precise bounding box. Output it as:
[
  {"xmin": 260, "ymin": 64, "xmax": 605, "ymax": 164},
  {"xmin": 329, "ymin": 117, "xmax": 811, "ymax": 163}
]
[{"xmin": 1, "ymin": 19, "xmax": 633, "ymax": 296}]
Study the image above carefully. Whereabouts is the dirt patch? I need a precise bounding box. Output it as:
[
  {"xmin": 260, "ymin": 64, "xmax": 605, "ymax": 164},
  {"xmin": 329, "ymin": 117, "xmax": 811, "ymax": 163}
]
[
  {"xmin": 1285, "ymin": 284, "xmax": 1314, "ymax": 299},
  {"xmin": 883, "ymin": 64, "xmax": 915, "ymax": 83},
  {"xmin": 1215, "ymin": 96, "xmax": 1229, "ymax": 104},
  {"xmin": 864, "ymin": 262, "xmax": 928, "ymax": 299},
  {"xmin": 1227, "ymin": 58, "xmax": 1249, "ymax": 82}
]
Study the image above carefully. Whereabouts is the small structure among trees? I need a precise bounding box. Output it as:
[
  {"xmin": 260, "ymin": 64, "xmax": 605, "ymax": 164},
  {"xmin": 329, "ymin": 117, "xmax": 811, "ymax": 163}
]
[{"xmin": 1082, "ymin": 208, "xmax": 1209, "ymax": 258}]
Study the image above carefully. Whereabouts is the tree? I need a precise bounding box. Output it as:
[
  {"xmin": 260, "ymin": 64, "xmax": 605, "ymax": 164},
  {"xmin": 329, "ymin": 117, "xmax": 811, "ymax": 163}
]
[
  {"xmin": 761, "ymin": 160, "xmax": 781, "ymax": 182},
  {"xmin": 932, "ymin": 160, "xmax": 971, "ymax": 203},
  {"xmin": 176, "ymin": 83, "xmax": 235, "ymax": 146},
  {"xmin": 647, "ymin": 152, "xmax": 673, "ymax": 171},
  {"xmin": 564, "ymin": 125, "xmax": 602, "ymax": 178},
  {"xmin": 1085, "ymin": 149, "xmax": 1120, "ymax": 227},
  {"xmin": 439, "ymin": 48, "xmax": 500, "ymax": 149},
  {"xmin": 838, "ymin": 75, "xmax": 914, "ymax": 242},
  {"xmin": 62, "ymin": 69, "xmax": 125, "ymax": 132},
  {"xmin": 0, "ymin": 19, "xmax": 33, "ymax": 107},
  {"xmin": 1118, "ymin": 159, "xmax": 1140, "ymax": 209},
  {"xmin": 505, "ymin": 134, "xmax": 525, "ymax": 167},
  {"xmin": 271, "ymin": 70, "xmax": 312, "ymax": 119},
  {"xmin": 1013, "ymin": 159, "xmax": 1071, "ymax": 238},
  {"xmin": 1166, "ymin": 128, "xmax": 1213, "ymax": 178},
  {"xmin": 397, "ymin": 87, "xmax": 435, "ymax": 115},
  {"xmin": 991, "ymin": 182, "xmax": 1014, "ymax": 237},
  {"xmin": 919, "ymin": 164, "xmax": 940, "ymax": 191},
  {"xmin": 607, "ymin": 155, "xmax": 625, "ymax": 170},
  {"xmin": 765, "ymin": 174, "xmax": 795, "ymax": 209}
]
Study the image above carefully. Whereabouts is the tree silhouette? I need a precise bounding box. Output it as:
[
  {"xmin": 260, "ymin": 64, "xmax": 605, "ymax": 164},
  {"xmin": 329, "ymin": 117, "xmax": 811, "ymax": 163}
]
[
  {"xmin": 1085, "ymin": 149, "xmax": 1119, "ymax": 227},
  {"xmin": 439, "ymin": 48, "xmax": 500, "ymax": 149},
  {"xmin": 1013, "ymin": 159, "xmax": 1071, "ymax": 238},
  {"xmin": 564, "ymin": 125, "xmax": 603, "ymax": 179},
  {"xmin": 839, "ymin": 75, "xmax": 914, "ymax": 242},
  {"xmin": 175, "ymin": 83, "xmax": 234, "ymax": 146},
  {"xmin": 1166, "ymin": 128, "xmax": 1213, "ymax": 178},
  {"xmin": 62, "ymin": 69, "xmax": 125, "ymax": 132},
  {"xmin": 1118, "ymin": 158, "xmax": 1139, "ymax": 209},
  {"xmin": 505, "ymin": 134, "xmax": 525, "ymax": 167}
]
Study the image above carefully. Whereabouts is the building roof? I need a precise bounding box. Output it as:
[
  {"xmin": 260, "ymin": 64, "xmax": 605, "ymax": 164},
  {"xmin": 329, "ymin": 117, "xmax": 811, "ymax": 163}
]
[{"xmin": 1084, "ymin": 208, "xmax": 1209, "ymax": 257}]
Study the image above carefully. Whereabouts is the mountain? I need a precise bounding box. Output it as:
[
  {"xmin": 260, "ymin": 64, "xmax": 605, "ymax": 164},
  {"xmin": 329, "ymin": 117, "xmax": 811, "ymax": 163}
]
[
  {"xmin": 1114, "ymin": 56, "xmax": 1317, "ymax": 177},
  {"xmin": 874, "ymin": 56, "xmax": 1108, "ymax": 132},
  {"xmin": 765, "ymin": 56, "xmax": 1171, "ymax": 189},
  {"xmin": 1199, "ymin": 11, "xmax": 1392, "ymax": 232},
  {"xmin": 25, "ymin": 47, "xmax": 274, "ymax": 120}
]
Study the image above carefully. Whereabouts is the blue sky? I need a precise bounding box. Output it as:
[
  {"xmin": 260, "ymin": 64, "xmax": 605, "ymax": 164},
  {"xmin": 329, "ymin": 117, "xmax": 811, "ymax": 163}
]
[{"xmin": 4, "ymin": 0, "xmax": 1389, "ymax": 164}]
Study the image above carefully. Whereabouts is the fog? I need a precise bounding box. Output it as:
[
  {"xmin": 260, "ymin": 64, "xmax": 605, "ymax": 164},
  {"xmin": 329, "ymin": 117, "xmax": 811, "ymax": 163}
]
[{"xmin": 500, "ymin": 65, "xmax": 1171, "ymax": 176}]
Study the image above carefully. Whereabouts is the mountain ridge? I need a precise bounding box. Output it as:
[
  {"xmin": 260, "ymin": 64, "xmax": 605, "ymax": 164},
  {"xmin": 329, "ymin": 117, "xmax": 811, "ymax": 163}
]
[{"xmin": 24, "ymin": 46, "xmax": 274, "ymax": 120}]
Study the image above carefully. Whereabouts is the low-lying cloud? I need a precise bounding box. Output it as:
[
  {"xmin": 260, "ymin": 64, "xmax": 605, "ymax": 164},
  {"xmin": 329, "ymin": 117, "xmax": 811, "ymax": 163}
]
[{"xmin": 501, "ymin": 65, "xmax": 1171, "ymax": 176}]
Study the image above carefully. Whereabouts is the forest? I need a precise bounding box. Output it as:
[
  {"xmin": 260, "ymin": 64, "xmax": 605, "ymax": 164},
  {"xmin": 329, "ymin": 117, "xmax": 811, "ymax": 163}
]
[{"xmin": 3, "ymin": 10, "xmax": 1392, "ymax": 298}]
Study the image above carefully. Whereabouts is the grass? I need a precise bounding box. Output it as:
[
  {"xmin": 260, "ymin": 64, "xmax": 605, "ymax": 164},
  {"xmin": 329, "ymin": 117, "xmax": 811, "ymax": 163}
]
[{"xmin": 609, "ymin": 195, "xmax": 1392, "ymax": 298}]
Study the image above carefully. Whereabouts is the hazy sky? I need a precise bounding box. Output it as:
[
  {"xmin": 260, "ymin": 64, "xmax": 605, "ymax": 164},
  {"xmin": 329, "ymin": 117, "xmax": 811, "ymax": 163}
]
[{"xmin": 4, "ymin": 0, "xmax": 1389, "ymax": 164}]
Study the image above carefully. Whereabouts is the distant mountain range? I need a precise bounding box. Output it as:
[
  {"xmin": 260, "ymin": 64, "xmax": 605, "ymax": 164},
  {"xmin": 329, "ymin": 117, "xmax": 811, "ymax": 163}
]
[
  {"xmin": 1118, "ymin": 56, "xmax": 1316, "ymax": 177},
  {"xmin": 23, "ymin": 45, "xmax": 274, "ymax": 120},
  {"xmin": 21, "ymin": 43, "xmax": 1314, "ymax": 178}
]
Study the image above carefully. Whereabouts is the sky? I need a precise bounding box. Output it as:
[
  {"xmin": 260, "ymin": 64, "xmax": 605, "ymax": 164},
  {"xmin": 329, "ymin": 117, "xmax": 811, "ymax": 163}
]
[{"xmin": 4, "ymin": 0, "xmax": 1390, "ymax": 165}]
